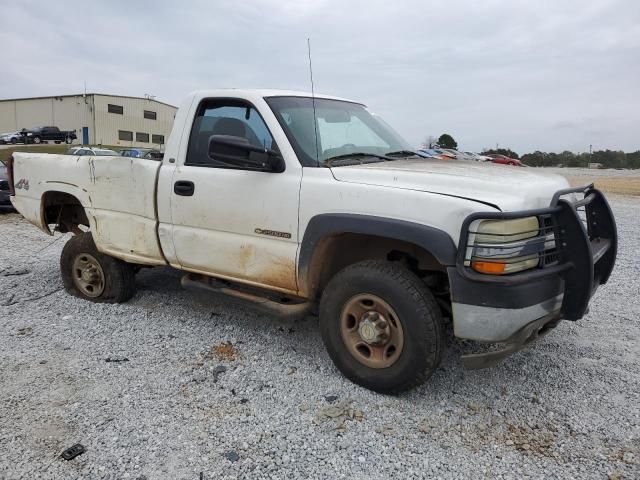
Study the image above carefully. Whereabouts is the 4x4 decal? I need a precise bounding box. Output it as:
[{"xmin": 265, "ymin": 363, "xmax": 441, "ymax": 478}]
[{"xmin": 15, "ymin": 179, "xmax": 29, "ymax": 191}]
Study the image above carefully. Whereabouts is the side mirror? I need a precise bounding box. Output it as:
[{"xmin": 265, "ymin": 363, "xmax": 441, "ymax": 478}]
[{"xmin": 208, "ymin": 135, "xmax": 284, "ymax": 172}]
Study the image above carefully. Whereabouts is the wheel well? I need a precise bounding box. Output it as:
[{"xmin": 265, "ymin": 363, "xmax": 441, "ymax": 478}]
[
  {"xmin": 303, "ymin": 233, "xmax": 449, "ymax": 301},
  {"xmin": 42, "ymin": 191, "xmax": 89, "ymax": 234}
]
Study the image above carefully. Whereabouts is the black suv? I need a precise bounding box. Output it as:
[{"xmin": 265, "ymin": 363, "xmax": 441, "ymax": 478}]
[{"xmin": 22, "ymin": 126, "xmax": 77, "ymax": 144}]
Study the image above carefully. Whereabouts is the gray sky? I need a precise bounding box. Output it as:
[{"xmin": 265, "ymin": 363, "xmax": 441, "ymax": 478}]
[{"xmin": 2, "ymin": 0, "xmax": 639, "ymax": 153}]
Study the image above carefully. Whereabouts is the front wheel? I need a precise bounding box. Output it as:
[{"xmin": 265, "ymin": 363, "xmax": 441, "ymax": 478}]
[
  {"xmin": 65, "ymin": 136, "xmax": 72, "ymax": 144},
  {"xmin": 319, "ymin": 260, "xmax": 445, "ymax": 394},
  {"xmin": 61, "ymin": 232, "xmax": 136, "ymax": 303},
  {"xmin": 11, "ymin": 138, "xmax": 17, "ymax": 145},
  {"xmin": 32, "ymin": 136, "xmax": 41, "ymax": 144}
]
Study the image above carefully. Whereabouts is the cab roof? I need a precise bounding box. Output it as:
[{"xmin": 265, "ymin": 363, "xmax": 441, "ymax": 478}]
[{"xmin": 186, "ymin": 89, "xmax": 363, "ymax": 106}]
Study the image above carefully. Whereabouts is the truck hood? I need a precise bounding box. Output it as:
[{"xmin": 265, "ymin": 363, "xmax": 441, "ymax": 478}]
[{"xmin": 329, "ymin": 159, "xmax": 571, "ymax": 211}]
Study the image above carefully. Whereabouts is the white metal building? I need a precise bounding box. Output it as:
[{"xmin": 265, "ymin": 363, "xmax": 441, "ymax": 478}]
[{"xmin": 0, "ymin": 94, "xmax": 177, "ymax": 148}]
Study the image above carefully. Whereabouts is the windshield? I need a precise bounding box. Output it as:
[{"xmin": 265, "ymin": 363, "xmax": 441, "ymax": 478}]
[{"xmin": 265, "ymin": 96, "xmax": 412, "ymax": 167}]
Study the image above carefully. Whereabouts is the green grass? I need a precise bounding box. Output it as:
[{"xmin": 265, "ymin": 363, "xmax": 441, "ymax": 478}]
[{"xmin": 0, "ymin": 144, "xmax": 121, "ymax": 162}]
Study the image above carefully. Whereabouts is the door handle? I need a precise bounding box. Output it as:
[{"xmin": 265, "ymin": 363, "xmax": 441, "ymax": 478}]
[{"xmin": 174, "ymin": 180, "xmax": 195, "ymax": 196}]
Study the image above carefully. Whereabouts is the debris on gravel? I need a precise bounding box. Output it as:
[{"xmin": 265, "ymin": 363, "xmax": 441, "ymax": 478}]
[
  {"xmin": 16, "ymin": 326, "xmax": 33, "ymax": 336},
  {"xmin": 314, "ymin": 398, "xmax": 365, "ymax": 430},
  {"xmin": 1, "ymin": 267, "xmax": 30, "ymax": 276},
  {"xmin": 60, "ymin": 444, "xmax": 86, "ymax": 461},
  {"xmin": 208, "ymin": 341, "xmax": 239, "ymax": 361},
  {"xmin": 223, "ymin": 450, "xmax": 240, "ymax": 463},
  {"xmin": 105, "ymin": 357, "xmax": 129, "ymax": 363},
  {"xmin": 1, "ymin": 193, "xmax": 639, "ymax": 479},
  {"xmin": 212, "ymin": 365, "xmax": 228, "ymax": 382}
]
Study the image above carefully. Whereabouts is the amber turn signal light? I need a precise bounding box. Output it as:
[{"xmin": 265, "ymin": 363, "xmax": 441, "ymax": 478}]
[{"xmin": 471, "ymin": 261, "xmax": 507, "ymax": 275}]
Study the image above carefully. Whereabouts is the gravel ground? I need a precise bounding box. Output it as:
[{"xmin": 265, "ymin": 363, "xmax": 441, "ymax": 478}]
[
  {"xmin": 0, "ymin": 196, "xmax": 638, "ymax": 480},
  {"xmin": 541, "ymin": 167, "xmax": 639, "ymax": 179}
]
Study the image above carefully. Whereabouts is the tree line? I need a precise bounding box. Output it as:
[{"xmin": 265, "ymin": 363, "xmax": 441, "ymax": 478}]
[
  {"xmin": 425, "ymin": 134, "xmax": 640, "ymax": 169},
  {"xmin": 482, "ymin": 148, "xmax": 640, "ymax": 169}
]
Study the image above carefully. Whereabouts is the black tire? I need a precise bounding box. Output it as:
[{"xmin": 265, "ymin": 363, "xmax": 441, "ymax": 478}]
[
  {"xmin": 60, "ymin": 232, "xmax": 136, "ymax": 303},
  {"xmin": 11, "ymin": 138, "xmax": 17, "ymax": 145},
  {"xmin": 319, "ymin": 260, "xmax": 445, "ymax": 394},
  {"xmin": 65, "ymin": 136, "xmax": 72, "ymax": 144},
  {"xmin": 32, "ymin": 136, "xmax": 41, "ymax": 144}
]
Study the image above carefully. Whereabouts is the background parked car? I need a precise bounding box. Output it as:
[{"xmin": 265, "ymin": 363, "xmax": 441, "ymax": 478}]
[
  {"xmin": 441, "ymin": 149, "xmax": 463, "ymax": 159},
  {"xmin": 418, "ymin": 149, "xmax": 458, "ymax": 160},
  {"xmin": 461, "ymin": 151, "xmax": 489, "ymax": 161},
  {"xmin": 474, "ymin": 153, "xmax": 494, "ymax": 162},
  {"xmin": 416, "ymin": 149, "xmax": 450, "ymax": 160},
  {"xmin": 66, "ymin": 147, "xmax": 119, "ymax": 156},
  {"xmin": 415, "ymin": 149, "xmax": 435, "ymax": 159},
  {"xmin": 432, "ymin": 149, "xmax": 457, "ymax": 159},
  {"xmin": 0, "ymin": 131, "xmax": 24, "ymax": 145},
  {"xmin": 442, "ymin": 149, "xmax": 484, "ymax": 161},
  {"xmin": 487, "ymin": 153, "xmax": 525, "ymax": 166},
  {"xmin": 22, "ymin": 126, "xmax": 77, "ymax": 144},
  {"xmin": 120, "ymin": 148, "xmax": 164, "ymax": 160},
  {"xmin": 0, "ymin": 161, "xmax": 14, "ymax": 210}
]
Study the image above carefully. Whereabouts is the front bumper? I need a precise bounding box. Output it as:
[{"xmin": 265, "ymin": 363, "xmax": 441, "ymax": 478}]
[{"xmin": 449, "ymin": 185, "xmax": 617, "ymax": 365}]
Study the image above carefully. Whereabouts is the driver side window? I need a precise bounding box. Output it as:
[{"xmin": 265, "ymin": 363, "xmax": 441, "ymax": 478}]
[{"xmin": 186, "ymin": 100, "xmax": 277, "ymax": 168}]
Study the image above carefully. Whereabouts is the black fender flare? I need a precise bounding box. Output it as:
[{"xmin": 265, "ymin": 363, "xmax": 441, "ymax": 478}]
[{"xmin": 298, "ymin": 213, "xmax": 458, "ymax": 293}]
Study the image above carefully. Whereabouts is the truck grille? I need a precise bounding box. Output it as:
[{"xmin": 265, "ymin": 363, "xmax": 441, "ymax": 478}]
[{"xmin": 540, "ymin": 215, "xmax": 560, "ymax": 267}]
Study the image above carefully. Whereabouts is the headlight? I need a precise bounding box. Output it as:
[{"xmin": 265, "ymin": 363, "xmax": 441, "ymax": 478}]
[{"xmin": 466, "ymin": 216, "xmax": 545, "ymax": 275}]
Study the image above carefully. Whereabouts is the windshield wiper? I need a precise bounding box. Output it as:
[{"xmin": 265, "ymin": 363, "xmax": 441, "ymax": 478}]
[
  {"xmin": 325, "ymin": 152, "xmax": 393, "ymax": 167},
  {"xmin": 384, "ymin": 150, "xmax": 420, "ymax": 158}
]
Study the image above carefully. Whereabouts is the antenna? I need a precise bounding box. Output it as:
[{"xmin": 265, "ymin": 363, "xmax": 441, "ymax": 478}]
[{"xmin": 307, "ymin": 38, "xmax": 320, "ymax": 167}]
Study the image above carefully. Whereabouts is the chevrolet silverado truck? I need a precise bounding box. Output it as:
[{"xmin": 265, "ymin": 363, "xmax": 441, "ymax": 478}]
[{"xmin": 6, "ymin": 90, "xmax": 617, "ymax": 393}]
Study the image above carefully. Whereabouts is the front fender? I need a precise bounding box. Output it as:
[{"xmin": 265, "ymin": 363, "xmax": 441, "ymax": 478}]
[{"xmin": 298, "ymin": 213, "xmax": 458, "ymax": 295}]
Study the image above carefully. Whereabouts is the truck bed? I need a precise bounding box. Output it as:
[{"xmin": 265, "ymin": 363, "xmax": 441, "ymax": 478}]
[{"xmin": 11, "ymin": 152, "xmax": 166, "ymax": 265}]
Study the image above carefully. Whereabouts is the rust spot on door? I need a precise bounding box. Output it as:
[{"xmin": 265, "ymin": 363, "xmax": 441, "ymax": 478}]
[{"xmin": 253, "ymin": 256, "xmax": 297, "ymax": 292}]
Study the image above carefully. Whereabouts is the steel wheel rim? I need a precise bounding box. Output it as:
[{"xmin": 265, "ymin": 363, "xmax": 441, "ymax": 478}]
[
  {"xmin": 340, "ymin": 294, "xmax": 404, "ymax": 369},
  {"xmin": 72, "ymin": 253, "xmax": 105, "ymax": 297}
]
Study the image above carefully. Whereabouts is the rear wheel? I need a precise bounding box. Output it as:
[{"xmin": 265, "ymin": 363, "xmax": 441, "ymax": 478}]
[
  {"xmin": 61, "ymin": 232, "xmax": 136, "ymax": 303},
  {"xmin": 65, "ymin": 136, "xmax": 72, "ymax": 144},
  {"xmin": 319, "ymin": 260, "xmax": 445, "ymax": 394}
]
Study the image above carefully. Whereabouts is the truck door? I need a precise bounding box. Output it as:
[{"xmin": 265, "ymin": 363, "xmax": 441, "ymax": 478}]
[{"xmin": 167, "ymin": 98, "xmax": 302, "ymax": 294}]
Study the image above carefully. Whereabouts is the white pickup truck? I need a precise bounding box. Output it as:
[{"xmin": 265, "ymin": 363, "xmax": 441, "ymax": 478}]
[{"xmin": 6, "ymin": 89, "xmax": 618, "ymax": 393}]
